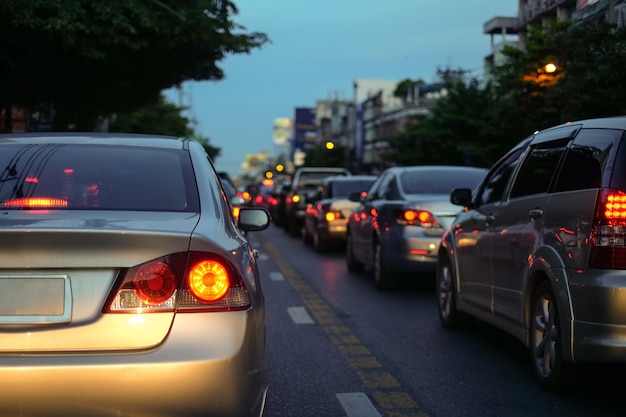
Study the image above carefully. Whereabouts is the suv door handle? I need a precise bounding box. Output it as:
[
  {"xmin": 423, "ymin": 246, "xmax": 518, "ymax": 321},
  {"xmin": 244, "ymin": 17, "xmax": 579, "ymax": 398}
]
[{"xmin": 529, "ymin": 209, "xmax": 543, "ymax": 219}]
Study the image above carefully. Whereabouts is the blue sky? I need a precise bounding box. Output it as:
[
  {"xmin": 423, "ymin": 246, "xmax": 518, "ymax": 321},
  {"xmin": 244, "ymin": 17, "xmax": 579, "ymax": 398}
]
[{"xmin": 164, "ymin": 0, "xmax": 518, "ymax": 177}]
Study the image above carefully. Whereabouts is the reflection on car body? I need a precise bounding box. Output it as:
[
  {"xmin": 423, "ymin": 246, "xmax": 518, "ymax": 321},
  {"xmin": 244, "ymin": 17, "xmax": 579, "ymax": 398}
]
[
  {"xmin": 345, "ymin": 165, "xmax": 487, "ymax": 290},
  {"xmin": 0, "ymin": 132, "xmax": 270, "ymax": 417},
  {"xmin": 438, "ymin": 116, "xmax": 626, "ymax": 391}
]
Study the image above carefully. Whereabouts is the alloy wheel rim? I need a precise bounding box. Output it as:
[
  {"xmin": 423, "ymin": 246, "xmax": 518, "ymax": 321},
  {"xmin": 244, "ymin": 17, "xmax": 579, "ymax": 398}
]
[{"xmin": 532, "ymin": 293, "xmax": 557, "ymax": 377}]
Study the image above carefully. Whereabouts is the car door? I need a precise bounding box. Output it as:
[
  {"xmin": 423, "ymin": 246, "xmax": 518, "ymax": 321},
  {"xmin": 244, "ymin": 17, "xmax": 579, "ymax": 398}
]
[
  {"xmin": 490, "ymin": 130, "xmax": 574, "ymax": 326},
  {"xmin": 455, "ymin": 146, "xmax": 526, "ymax": 312},
  {"xmin": 350, "ymin": 171, "xmax": 393, "ymax": 265}
]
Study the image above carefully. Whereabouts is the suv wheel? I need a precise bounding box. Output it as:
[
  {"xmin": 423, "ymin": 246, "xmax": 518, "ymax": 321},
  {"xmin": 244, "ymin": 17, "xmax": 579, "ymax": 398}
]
[
  {"xmin": 345, "ymin": 232, "xmax": 363, "ymax": 272},
  {"xmin": 437, "ymin": 255, "xmax": 472, "ymax": 328},
  {"xmin": 373, "ymin": 241, "xmax": 395, "ymax": 290},
  {"xmin": 530, "ymin": 281, "xmax": 571, "ymax": 391}
]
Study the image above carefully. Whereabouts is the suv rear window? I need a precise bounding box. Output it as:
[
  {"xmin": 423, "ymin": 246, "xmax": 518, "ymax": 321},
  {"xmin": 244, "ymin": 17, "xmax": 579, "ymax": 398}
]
[
  {"xmin": 0, "ymin": 144, "xmax": 198, "ymax": 211},
  {"xmin": 554, "ymin": 129, "xmax": 619, "ymax": 192}
]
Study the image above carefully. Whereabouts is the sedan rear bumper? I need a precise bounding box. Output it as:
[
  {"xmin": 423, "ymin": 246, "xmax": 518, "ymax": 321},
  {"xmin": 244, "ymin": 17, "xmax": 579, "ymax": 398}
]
[{"xmin": 0, "ymin": 313, "xmax": 267, "ymax": 417}]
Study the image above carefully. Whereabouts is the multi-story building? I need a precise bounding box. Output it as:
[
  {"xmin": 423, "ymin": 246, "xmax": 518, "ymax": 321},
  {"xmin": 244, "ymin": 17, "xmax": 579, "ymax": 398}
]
[{"xmin": 516, "ymin": 0, "xmax": 626, "ymax": 48}]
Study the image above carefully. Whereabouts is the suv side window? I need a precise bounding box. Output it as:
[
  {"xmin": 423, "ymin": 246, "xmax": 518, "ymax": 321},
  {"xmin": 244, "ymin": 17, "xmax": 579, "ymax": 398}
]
[
  {"xmin": 479, "ymin": 147, "xmax": 525, "ymax": 205},
  {"xmin": 509, "ymin": 140, "xmax": 568, "ymax": 198},
  {"xmin": 554, "ymin": 129, "xmax": 619, "ymax": 192}
]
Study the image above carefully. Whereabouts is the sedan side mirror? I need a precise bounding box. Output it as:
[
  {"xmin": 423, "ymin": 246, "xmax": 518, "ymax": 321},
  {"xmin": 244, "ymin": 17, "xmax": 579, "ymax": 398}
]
[
  {"xmin": 450, "ymin": 188, "xmax": 472, "ymax": 207},
  {"xmin": 238, "ymin": 207, "xmax": 271, "ymax": 232}
]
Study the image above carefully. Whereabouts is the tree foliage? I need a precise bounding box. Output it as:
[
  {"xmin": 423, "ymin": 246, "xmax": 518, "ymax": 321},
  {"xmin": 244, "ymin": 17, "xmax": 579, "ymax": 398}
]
[
  {"xmin": 0, "ymin": 0, "xmax": 269, "ymax": 130},
  {"xmin": 109, "ymin": 95, "xmax": 221, "ymax": 159},
  {"xmin": 303, "ymin": 144, "xmax": 348, "ymax": 168},
  {"xmin": 386, "ymin": 21, "xmax": 626, "ymax": 169}
]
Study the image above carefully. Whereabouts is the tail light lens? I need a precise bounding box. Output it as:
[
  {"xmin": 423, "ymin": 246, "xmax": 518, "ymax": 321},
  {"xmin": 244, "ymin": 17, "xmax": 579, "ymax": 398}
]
[
  {"xmin": 324, "ymin": 211, "xmax": 342, "ymax": 222},
  {"xmin": 589, "ymin": 190, "xmax": 626, "ymax": 269},
  {"xmin": 3, "ymin": 197, "xmax": 69, "ymax": 208},
  {"xmin": 104, "ymin": 252, "xmax": 250, "ymax": 313},
  {"xmin": 396, "ymin": 209, "xmax": 441, "ymax": 228}
]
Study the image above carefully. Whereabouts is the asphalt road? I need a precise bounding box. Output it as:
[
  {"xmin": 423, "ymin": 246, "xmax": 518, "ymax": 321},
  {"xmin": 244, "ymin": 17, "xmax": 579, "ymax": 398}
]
[{"xmin": 250, "ymin": 225, "xmax": 626, "ymax": 417}]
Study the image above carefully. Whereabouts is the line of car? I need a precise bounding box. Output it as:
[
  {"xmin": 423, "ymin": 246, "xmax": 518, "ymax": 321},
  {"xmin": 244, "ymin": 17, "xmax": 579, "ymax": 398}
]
[
  {"xmin": 6, "ymin": 116, "xmax": 626, "ymax": 415},
  {"xmin": 264, "ymin": 116, "xmax": 626, "ymax": 393}
]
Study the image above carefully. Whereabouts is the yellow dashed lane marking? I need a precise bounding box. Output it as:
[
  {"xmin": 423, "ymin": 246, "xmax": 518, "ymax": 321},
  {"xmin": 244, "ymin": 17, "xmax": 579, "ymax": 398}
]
[{"xmin": 259, "ymin": 235, "xmax": 430, "ymax": 417}]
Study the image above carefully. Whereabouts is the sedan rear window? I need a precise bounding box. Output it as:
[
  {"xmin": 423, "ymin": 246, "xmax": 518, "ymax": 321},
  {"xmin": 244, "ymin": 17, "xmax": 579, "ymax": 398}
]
[
  {"xmin": 400, "ymin": 169, "xmax": 486, "ymax": 195},
  {"xmin": 0, "ymin": 144, "xmax": 199, "ymax": 211}
]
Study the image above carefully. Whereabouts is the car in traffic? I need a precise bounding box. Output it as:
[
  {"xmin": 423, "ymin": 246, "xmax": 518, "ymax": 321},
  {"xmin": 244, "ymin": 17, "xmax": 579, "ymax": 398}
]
[
  {"xmin": 345, "ymin": 165, "xmax": 487, "ymax": 290},
  {"xmin": 252, "ymin": 178, "xmax": 277, "ymax": 212},
  {"xmin": 218, "ymin": 171, "xmax": 246, "ymax": 220},
  {"xmin": 437, "ymin": 116, "xmax": 626, "ymax": 391},
  {"xmin": 284, "ymin": 166, "xmax": 351, "ymax": 236},
  {"xmin": 0, "ymin": 132, "xmax": 271, "ymax": 417},
  {"xmin": 269, "ymin": 179, "xmax": 291, "ymax": 227},
  {"xmin": 302, "ymin": 174, "xmax": 377, "ymax": 252}
]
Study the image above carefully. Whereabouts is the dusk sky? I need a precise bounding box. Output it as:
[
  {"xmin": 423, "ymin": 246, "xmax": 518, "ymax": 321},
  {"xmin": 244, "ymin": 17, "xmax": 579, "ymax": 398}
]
[{"xmin": 164, "ymin": 0, "xmax": 519, "ymax": 178}]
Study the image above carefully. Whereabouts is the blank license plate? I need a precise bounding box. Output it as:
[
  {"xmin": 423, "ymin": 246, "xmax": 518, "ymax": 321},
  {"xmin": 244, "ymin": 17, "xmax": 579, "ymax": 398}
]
[{"xmin": 0, "ymin": 275, "xmax": 72, "ymax": 323}]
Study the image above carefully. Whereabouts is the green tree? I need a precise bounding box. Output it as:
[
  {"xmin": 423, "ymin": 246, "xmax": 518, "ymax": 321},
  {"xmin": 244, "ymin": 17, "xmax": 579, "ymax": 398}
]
[
  {"xmin": 386, "ymin": 74, "xmax": 510, "ymax": 168},
  {"xmin": 109, "ymin": 95, "xmax": 221, "ymax": 160},
  {"xmin": 493, "ymin": 21, "xmax": 626, "ymax": 132},
  {"xmin": 303, "ymin": 144, "xmax": 348, "ymax": 168},
  {"xmin": 0, "ymin": 0, "xmax": 269, "ymax": 130},
  {"xmin": 386, "ymin": 21, "xmax": 626, "ymax": 170}
]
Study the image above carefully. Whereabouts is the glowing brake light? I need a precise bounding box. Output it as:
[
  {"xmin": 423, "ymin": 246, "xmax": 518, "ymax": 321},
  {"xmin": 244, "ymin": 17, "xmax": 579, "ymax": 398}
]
[
  {"xmin": 590, "ymin": 190, "xmax": 626, "ymax": 269},
  {"xmin": 325, "ymin": 212, "xmax": 341, "ymax": 222},
  {"xmin": 604, "ymin": 193, "xmax": 626, "ymax": 220},
  {"xmin": 104, "ymin": 253, "xmax": 250, "ymax": 313},
  {"xmin": 396, "ymin": 209, "xmax": 440, "ymax": 227},
  {"xmin": 188, "ymin": 260, "xmax": 230, "ymax": 302},
  {"xmin": 3, "ymin": 197, "xmax": 68, "ymax": 208}
]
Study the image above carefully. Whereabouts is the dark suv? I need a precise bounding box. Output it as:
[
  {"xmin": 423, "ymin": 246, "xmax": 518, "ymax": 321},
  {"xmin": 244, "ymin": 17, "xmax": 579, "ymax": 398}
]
[
  {"xmin": 284, "ymin": 167, "xmax": 351, "ymax": 236},
  {"xmin": 438, "ymin": 116, "xmax": 626, "ymax": 391}
]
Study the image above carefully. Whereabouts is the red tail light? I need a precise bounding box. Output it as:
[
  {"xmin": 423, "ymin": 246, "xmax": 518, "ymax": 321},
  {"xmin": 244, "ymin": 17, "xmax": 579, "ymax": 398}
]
[
  {"xmin": 103, "ymin": 252, "xmax": 250, "ymax": 313},
  {"xmin": 589, "ymin": 189, "xmax": 626, "ymax": 269},
  {"xmin": 3, "ymin": 197, "xmax": 68, "ymax": 208},
  {"xmin": 396, "ymin": 209, "xmax": 441, "ymax": 228},
  {"xmin": 324, "ymin": 211, "xmax": 342, "ymax": 222}
]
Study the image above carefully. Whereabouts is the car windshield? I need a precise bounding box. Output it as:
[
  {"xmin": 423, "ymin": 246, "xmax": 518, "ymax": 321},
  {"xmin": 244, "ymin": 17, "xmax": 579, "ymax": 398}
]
[
  {"xmin": 400, "ymin": 169, "xmax": 485, "ymax": 195},
  {"xmin": 0, "ymin": 144, "xmax": 199, "ymax": 211}
]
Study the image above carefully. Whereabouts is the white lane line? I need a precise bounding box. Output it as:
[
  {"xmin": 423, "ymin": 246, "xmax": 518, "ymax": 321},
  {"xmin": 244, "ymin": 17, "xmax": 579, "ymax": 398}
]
[
  {"xmin": 269, "ymin": 272, "xmax": 284, "ymax": 281},
  {"xmin": 287, "ymin": 306, "xmax": 314, "ymax": 324},
  {"xmin": 336, "ymin": 392, "xmax": 382, "ymax": 417}
]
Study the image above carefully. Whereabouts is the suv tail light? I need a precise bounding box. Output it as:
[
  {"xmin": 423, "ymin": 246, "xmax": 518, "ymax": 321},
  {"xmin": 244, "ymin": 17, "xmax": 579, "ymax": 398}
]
[
  {"xmin": 103, "ymin": 252, "xmax": 250, "ymax": 313},
  {"xmin": 589, "ymin": 189, "xmax": 626, "ymax": 269},
  {"xmin": 395, "ymin": 209, "xmax": 441, "ymax": 228}
]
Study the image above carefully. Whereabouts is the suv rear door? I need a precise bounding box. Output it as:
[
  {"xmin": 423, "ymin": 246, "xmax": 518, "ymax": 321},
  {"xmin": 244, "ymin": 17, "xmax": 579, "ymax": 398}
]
[{"xmin": 490, "ymin": 127, "xmax": 576, "ymax": 326}]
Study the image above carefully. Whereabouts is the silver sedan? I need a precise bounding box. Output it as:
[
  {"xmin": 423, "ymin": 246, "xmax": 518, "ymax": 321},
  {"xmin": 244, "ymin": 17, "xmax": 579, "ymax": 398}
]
[{"xmin": 0, "ymin": 133, "xmax": 270, "ymax": 417}]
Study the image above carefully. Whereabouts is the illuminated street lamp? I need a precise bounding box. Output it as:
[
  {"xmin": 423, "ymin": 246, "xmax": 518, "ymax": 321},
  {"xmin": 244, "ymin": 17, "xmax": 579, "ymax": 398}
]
[{"xmin": 522, "ymin": 62, "xmax": 562, "ymax": 87}]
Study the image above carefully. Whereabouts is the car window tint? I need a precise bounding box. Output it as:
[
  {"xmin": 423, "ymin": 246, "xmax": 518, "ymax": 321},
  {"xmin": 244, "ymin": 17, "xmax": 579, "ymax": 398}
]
[
  {"xmin": 0, "ymin": 144, "xmax": 198, "ymax": 211},
  {"xmin": 509, "ymin": 142, "xmax": 567, "ymax": 198},
  {"xmin": 480, "ymin": 148, "xmax": 525, "ymax": 205},
  {"xmin": 554, "ymin": 131, "xmax": 617, "ymax": 192}
]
